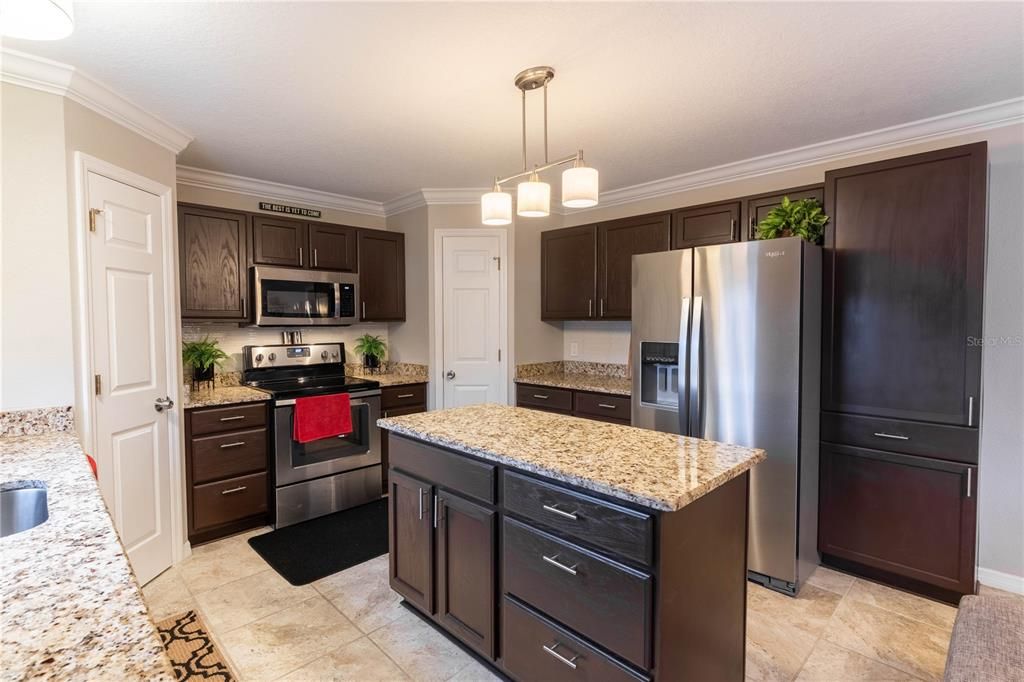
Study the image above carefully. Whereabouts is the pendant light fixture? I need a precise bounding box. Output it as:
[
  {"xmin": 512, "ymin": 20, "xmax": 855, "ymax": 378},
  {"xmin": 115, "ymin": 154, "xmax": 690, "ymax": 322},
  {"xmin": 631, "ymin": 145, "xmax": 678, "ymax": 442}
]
[
  {"xmin": 481, "ymin": 66, "xmax": 598, "ymax": 225},
  {"xmin": 0, "ymin": 0, "xmax": 74, "ymax": 40}
]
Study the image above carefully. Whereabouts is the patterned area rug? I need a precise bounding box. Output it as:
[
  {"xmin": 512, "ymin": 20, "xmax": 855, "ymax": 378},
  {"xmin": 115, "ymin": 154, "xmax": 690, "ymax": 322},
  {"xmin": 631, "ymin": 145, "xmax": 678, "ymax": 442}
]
[{"xmin": 156, "ymin": 610, "xmax": 234, "ymax": 681}]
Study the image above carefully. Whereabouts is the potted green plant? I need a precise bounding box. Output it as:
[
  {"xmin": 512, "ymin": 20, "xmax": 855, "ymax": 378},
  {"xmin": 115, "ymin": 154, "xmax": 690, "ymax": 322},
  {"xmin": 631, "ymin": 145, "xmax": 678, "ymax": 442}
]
[
  {"xmin": 755, "ymin": 196, "xmax": 829, "ymax": 244},
  {"xmin": 182, "ymin": 336, "xmax": 229, "ymax": 384},
  {"xmin": 354, "ymin": 334, "xmax": 387, "ymax": 371}
]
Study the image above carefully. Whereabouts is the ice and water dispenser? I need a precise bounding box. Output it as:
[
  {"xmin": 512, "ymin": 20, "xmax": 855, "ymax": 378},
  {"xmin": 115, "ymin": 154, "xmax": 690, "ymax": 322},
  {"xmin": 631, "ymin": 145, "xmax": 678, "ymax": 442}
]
[{"xmin": 638, "ymin": 342, "xmax": 680, "ymax": 409}]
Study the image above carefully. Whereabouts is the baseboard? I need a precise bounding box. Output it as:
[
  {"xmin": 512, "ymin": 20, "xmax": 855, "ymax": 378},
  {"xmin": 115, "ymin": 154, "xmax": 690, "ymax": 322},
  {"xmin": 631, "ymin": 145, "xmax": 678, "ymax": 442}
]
[{"xmin": 977, "ymin": 567, "xmax": 1024, "ymax": 595}]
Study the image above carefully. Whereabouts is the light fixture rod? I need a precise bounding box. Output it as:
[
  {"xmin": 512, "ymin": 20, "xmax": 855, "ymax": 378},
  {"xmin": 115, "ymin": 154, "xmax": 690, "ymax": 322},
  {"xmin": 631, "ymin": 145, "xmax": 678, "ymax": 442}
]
[
  {"xmin": 495, "ymin": 152, "xmax": 579, "ymax": 186},
  {"xmin": 521, "ymin": 89, "xmax": 527, "ymax": 172},
  {"xmin": 543, "ymin": 82, "xmax": 549, "ymax": 164}
]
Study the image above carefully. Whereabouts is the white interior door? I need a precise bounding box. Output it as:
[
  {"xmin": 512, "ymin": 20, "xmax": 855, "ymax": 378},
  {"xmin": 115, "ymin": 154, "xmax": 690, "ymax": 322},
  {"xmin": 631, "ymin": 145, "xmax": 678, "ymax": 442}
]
[
  {"xmin": 87, "ymin": 171, "xmax": 173, "ymax": 585},
  {"xmin": 441, "ymin": 234, "xmax": 506, "ymax": 408}
]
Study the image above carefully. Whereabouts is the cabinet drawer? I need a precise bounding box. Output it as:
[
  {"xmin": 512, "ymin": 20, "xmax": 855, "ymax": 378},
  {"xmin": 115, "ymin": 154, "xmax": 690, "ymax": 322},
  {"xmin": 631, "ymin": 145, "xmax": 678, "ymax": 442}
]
[
  {"xmin": 190, "ymin": 403, "xmax": 267, "ymax": 436},
  {"xmin": 821, "ymin": 412, "xmax": 978, "ymax": 464},
  {"xmin": 382, "ymin": 383, "xmax": 427, "ymax": 410},
  {"xmin": 574, "ymin": 392, "xmax": 632, "ymax": 422},
  {"xmin": 502, "ymin": 596, "xmax": 647, "ymax": 682},
  {"xmin": 516, "ymin": 384, "xmax": 573, "ymax": 412},
  {"xmin": 390, "ymin": 435, "xmax": 495, "ymax": 503},
  {"xmin": 504, "ymin": 471, "xmax": 653, "ymax": 566},
  {"xmin": 193, "ymin": 472, "xmax": 267, "ymax": 532},
  {"xmin": 502, "ymin": 517, "xmax": 653, "ymax": 669},
  {"xmin": 191, "ymin": 428, "xmax": 267, "ymax": 484}
]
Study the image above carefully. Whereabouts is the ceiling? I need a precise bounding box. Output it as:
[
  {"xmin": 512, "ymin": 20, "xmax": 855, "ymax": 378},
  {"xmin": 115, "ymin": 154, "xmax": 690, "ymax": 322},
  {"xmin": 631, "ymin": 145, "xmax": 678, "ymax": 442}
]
[{"xmin": 5, "ymin": 2, "xmax": 1023, "ymax": 203}]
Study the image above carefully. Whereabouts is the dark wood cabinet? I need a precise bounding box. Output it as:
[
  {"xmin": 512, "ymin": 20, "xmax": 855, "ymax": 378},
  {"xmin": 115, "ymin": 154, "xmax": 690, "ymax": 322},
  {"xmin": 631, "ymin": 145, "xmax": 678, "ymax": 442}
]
[
  {"xmin": 743, "ymin": 185, "xmax": 824, "ymax": 241},
  {"xmin": 516, "ymin": 383, "xmax": 631, "ymax": 425},
  {"xmin": 251, "ymin": 215, "xmax": 307, "ymax": 267},
  {"xmin": 388, "ymin": 469, "xmax": 434, "ymax": 613},
  {"xmin": 822, "ymin": 143, "xmax": 986, "ymax": 426},
  {"xmin": 308, "ymin": 223, "xmax": 357, "ymax": 271},
  {"xmin": 435, "ymin": 489, "xmax": 497, "ymax": 658},
  {"xmin": 819, "ymin": 443, "xmax": 976, "ymax": 598},
  {"xmin": 671, "ymin": 201, "xmax": 740, "ymax": 249},
  {"xmin": 598, "ymin": 215, "xmax": 672, "ymax": 319},
  {"xmin": 541, "ymin": 225, "xmax": 598, "ymax": 320},
  {"xmin": 178, "ymin": 205, "xmax": 249, "ymax": 321},
  {"xmin": 380, "ymin": 383, "xmax": 428, "ymax": 494},
  {"xmin": 358, "ymin": 230, "xmax": 406, "ymax": 321}
]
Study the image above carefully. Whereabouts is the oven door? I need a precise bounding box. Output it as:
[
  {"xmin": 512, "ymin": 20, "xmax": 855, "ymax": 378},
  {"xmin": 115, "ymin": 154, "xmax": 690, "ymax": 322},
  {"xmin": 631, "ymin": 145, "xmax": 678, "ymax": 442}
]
[
  {"xmin": 273, "ymin": 392, "xmax": 381, "ymax": 486},
  {"xmin": 253, "ymin": 265, "xmax": 358, "ymax": 326}
]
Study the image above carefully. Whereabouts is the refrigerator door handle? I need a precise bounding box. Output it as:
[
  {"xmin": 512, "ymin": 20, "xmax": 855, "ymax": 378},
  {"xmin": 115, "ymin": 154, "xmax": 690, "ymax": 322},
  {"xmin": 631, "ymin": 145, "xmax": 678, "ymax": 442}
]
[
  {"xmin": 688, "ymin": 296, "xmax": 704, "ymax": 437},
  {"xmin": 678, "ymin": 297, "xmax": 691, "ymax": 437}
]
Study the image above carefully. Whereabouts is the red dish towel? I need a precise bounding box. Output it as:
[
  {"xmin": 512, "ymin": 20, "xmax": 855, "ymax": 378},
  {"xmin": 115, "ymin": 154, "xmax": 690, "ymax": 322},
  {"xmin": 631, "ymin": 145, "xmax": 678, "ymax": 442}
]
[{"xmin": 293, "ymin": 393, "xmax": 353, "ymax": 443}]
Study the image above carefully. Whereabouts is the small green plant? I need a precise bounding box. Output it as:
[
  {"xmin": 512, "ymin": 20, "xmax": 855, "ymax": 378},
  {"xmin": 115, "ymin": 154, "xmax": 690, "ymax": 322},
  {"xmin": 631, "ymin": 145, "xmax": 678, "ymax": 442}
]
[
  {"xmin": 755, "ymin": 196, "xmax": 829, "ymax": 244},
  {"xmin": 354, "ymin": 334, "xmax": 387, "ymax": 361},
  {"xmin": 181, "ymin": 336, "xmax": 229, "ymax": 372}
]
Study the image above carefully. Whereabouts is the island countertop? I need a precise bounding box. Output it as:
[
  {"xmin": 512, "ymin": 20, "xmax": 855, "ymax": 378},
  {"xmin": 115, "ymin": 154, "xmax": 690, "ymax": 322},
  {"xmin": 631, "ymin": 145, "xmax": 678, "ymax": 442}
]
[
  {"xmin": 0, "ymin": 432, "xmax": 174, "ymax": 680},
  {"xmin": 378, "ymin": 404, "xmax": 764, "ymax": 511}
]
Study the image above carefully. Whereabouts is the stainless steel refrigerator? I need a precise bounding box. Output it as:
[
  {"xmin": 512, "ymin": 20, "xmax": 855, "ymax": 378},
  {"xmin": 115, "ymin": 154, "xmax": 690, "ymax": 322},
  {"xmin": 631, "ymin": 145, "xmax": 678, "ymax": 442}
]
[{"xmin": 631, "ymin": 237, "xmax": 821, "ymax": 595}]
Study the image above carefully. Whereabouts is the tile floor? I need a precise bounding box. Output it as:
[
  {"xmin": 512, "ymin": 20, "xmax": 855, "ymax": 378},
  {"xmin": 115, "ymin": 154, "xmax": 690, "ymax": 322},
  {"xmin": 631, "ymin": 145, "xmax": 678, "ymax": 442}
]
[{"xmin": 143, "ymin": 527, "xmax": 968, "ymax": 681}]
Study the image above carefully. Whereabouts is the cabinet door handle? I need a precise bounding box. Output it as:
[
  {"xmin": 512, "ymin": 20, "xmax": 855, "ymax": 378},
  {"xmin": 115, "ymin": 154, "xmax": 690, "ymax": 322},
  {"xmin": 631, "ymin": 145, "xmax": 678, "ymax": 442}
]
[
  {"xmin": 588, "ymin": 299, "xmax": 593, "ymax": 317},
  {"xmin": 219, "ymin": 441, "xmax": 246, "ymax": 449},
  {"xmin": 542, "ymin": 504, "xmax": 578, "ymax": 520},
  {"xmin": 241, "ymin": 295, "xmax": 246, "ymax": 318},
  {"xmin": 298, "ymin": 247, "xmax": 303, "ymax": 266},
  {"xmin": 221, "ymin": 486, "xmax": 247, "ymax": 495},
  {"xmin": 966, "ymin": 468, "xmax": 973, "ymax": 498},
  {"xmin": 313, "ymin": 248, "xmax": 318, "ymax": 267},
  {"xmin": 873, "ymin": 432, "xmax": 909, "ymax": 440},
  {"xmin": 542, "ymin": 554, "xmax": 578, "ymax": 576},
  {"xmin": 542, "ymin": 642, "xmax": 579, "ymax": 670},
  {"xmin": 599, "ymin": 298, "xmax": 604, "ymax": 317},
  {"xmin": 597, "ymin": 403, "xmax": 616, "ymax": 410},
  {"xmin": 397, "ymin": 393, "xmax": 415, "ymax": 399},
  {"xmin": 362, "ymin": 301, "xmax": 366, "ymax": 319},
  {"xmin": 219, "ymin": 415, "xmax": 246, "ymax": 422},
  {"xmin": 433, "ymin": 495, "xmax": 439, "ymax": 529},
  {"xmin": 532, "ymin": 394, "xmax": 549, "ymax": 400},
  {"xmin": 418, "ymin": 487, "xmax": 424, "ymax": 520},
  {"xmin": 968, "ymin": 396, "xmax": 975, "ymax": 426}
]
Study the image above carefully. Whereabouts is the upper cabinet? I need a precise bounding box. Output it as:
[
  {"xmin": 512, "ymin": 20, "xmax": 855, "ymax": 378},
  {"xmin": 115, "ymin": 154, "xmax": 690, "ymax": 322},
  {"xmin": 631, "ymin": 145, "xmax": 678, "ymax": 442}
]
[
  {"xmin": 178, "ymin": 204, "xmax": 249, "ymax": 321},
  {"xmin": 359, "ymin": 229, "xmax": 406, "ymax": 321},
  {"xmin": 308, "ymin": 223, "xmax": 358, "ymax": 271},
  {"xmin": 252, "ymin": 215, "xmax": 307, "ymax": 267},
  {"xmin": 822, "ymin": 142, "xmax": 987, "ymax": 426},
  {"xmin": 598, "ymin": 214, "xmax": 672, "ymax": 320},
  {"xmin": 671, "ymin": 200, "xmax": 740, "ymax": 249},
  {"xmin": 541, "ymin": 225, "xmax": 598, "ymax": 320},
  {"xmin": 744, "ymin": 185, "xmax": 824, "ymax": 241}
]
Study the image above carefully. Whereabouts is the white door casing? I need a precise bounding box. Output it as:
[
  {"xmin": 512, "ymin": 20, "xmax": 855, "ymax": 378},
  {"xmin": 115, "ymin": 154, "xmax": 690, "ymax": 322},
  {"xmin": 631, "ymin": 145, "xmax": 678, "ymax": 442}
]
[
  {"xmin": 86, "ymin": 170, "xmax": 174, "ymax": 584},
  {"xmin": 439, "ymin": 233, "xmax": 507, "ymax": 408}
]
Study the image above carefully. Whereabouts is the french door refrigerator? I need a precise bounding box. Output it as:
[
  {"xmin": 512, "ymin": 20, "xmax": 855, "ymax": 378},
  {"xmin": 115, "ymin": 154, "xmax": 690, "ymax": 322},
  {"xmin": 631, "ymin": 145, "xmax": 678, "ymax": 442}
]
[{"xmin": 630, "ymin": 237, "xmax": 821, "ymax": 595}]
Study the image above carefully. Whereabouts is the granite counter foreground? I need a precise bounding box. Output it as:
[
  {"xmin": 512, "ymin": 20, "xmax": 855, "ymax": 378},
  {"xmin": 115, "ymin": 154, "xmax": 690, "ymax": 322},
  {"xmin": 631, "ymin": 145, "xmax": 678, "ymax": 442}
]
[
  {"xmin": 378, "ymin": 403, "xmax": 764, "ymax": 511},
  {"xmin": 0, "ymin": 432, "xmax": 174, "ymax": 680}
]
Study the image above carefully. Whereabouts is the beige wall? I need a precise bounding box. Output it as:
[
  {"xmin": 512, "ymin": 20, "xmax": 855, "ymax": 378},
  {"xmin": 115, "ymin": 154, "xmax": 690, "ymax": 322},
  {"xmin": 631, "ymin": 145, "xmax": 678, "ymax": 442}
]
[
  {"xmin": 385, "ymin": 205, "xmax": 429, "ymax": 365},
  {"xmin": 176, "ymin": 184, "xmax": 385, "ymax": 230}
]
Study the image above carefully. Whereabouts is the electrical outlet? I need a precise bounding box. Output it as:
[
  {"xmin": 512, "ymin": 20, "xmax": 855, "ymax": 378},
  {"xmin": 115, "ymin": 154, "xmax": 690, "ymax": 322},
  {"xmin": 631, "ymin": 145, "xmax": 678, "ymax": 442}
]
[{"xmin": 569, "ymin": 343, "xmax": 579, "ymax": 357}]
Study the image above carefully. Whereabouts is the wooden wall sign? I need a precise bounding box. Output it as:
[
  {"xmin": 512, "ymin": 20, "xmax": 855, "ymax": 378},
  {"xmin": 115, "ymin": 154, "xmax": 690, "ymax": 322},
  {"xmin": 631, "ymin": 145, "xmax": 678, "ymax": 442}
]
[{"xmin": 258, "ymin": 201, "xmax": 321, "ymax": 219}]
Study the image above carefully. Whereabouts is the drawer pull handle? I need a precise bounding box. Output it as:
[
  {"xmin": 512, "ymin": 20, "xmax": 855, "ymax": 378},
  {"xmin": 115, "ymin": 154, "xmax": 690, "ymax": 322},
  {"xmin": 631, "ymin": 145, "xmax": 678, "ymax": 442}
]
[
  {"xmin": 219, "ymin": 415, "xmax": 246, "ymax": 422},
  {"xmin": 542, "ymin": 504, "xmax": 579, "ymax": 521},
  {"xmin": 219, "ymin": 441, "xmax": 246, "ymax": 449},
  {"xmin": 543, "ymin": 642, "xmax": 579, "ymax": 669},
  {"xmin": 221, "ymin": 486, "xmax": 247, "ymax": 495},
  {"xmin": 532, "ymin": 394, "xmax": 549, "ymax": 400},
  {"xmin": 396, "ymin": 393, "xmax": 415, "ymax": 399},
  {"xmin": 542, "ymin": 554, "xmax": 578, "ymax": 576},
  {"xmin": 873, "ymin": 432, "xmax": 909, "ymax": 440},
  {"xmin": 597, "ymin": 403, "xmax": 616, "ymax": 409}
]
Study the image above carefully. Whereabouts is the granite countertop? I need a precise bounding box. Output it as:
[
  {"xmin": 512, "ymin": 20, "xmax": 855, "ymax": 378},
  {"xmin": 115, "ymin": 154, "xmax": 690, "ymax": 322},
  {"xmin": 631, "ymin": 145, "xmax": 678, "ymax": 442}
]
[
  {"xmin": 378, "ymin": 404, "xmax": 764, "ymax": 511},
  {"xmin": 0, "ymin": 432, "xmax": 174, "ymax": 680},
  {"xmin": 516, "ymin": 372, "xmax": 632, "ymax": 396},
  {"xmin": 348, "ymin": 372, "xmax": 429, "ymax": 387},
  {"xmin": 184, "ymin": 384, "xmax": 270, "ymax": 409}
]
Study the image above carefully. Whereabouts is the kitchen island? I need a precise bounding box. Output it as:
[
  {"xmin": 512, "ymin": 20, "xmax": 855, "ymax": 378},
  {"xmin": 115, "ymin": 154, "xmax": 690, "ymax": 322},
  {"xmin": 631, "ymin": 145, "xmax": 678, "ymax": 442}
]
[{"xmin": 378, "ymin": 404, "xmax": 765, "ymax": 681}]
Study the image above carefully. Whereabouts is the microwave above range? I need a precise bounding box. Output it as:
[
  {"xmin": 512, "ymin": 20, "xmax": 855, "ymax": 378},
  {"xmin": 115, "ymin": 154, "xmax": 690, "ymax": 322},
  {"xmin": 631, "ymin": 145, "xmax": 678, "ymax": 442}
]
[{"xmin": 252, "ymin": 265, "xmax": 358, "ymax": 326}]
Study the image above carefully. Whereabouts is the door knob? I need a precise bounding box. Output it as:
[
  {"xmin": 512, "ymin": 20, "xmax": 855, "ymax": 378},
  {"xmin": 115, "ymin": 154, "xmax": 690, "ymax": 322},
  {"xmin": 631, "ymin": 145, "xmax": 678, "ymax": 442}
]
[
  {"xmin": 446, "ymin": 370, "xmax": 456, "ymax": 380},
  {"xmin": 154, "ymin": 396, "xmax": 175, "ymax": 413}
]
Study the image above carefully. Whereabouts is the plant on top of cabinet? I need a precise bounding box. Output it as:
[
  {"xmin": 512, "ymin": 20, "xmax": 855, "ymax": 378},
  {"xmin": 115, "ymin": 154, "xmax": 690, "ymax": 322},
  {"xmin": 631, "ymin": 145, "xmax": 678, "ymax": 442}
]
[
  {"xmin": 182, "ymin": 336, "xmax": 229, "ymax": 385},
  {"xmin": 754, "ymin": 196, "xmax": 829, "ymax": 244},
  {"xmin": 355, "ymin": 334, "xmax": 387, "ymax": 371}
]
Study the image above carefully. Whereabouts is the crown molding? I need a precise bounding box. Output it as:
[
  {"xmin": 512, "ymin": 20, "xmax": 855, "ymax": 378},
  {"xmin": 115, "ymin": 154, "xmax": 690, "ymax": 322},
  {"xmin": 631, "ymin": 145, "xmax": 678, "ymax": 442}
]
[
  {"xmin": 382, "ymin": 188, "xmax": 495, "ymax": 215},
  {"xmin": 567, "ymin": 96, "xmax": 1024, "ymax": 214},
  {"xmin": 1, "ymin": 48, "xmax": 193, "ymax": 153},
  {"xmin": 176, "ymin": 165, "xmax": 387, "ymax": 217}
]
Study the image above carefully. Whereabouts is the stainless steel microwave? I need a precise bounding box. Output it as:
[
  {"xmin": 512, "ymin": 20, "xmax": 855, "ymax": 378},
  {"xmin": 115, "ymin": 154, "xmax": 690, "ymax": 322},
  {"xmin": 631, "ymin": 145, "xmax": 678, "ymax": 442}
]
[{"xmin": 252, "ymin": 266, "xmax": 358, "ymax": 326}]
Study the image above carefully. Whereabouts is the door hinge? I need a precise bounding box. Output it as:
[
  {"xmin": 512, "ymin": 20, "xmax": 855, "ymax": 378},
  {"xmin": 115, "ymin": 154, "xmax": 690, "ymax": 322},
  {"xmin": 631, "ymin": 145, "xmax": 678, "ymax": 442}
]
[
  {"xmin": 94, "ymin": 374, "xmax": 102, "ymax": 395},
  {"xmin": 88, "ymin": 208, "xmax": 103, "ymax": 233},
  {"xmin": 493, "ymin": 256, "xmax": 501, "ymax": 271},
  {"xmin": 498, "ymin": 349, "xmax": 502, "ymax": 362}
]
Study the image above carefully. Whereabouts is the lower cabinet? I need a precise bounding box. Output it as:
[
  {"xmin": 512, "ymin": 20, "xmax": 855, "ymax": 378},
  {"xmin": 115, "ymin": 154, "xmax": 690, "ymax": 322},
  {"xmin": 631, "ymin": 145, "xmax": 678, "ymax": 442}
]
[
  {"xmin": 388, "ymin": 470, "xmax": 434, "ymax": 613},
  {"xmin": 380, "ymin": 383, "xmax": 428, "ymax": 494},
  {"xmin": 819, "ymin": 443, "xmax": 977, "ymax": 598},
  {"xmin": 516, "ymin": 383, "xmax": 631, "ymax": 425}
]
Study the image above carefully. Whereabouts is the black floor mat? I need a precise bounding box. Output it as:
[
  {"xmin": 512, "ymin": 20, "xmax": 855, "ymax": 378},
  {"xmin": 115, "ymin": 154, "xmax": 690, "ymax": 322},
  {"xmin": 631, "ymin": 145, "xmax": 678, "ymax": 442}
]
[{"xmin": 248, "ymin": 498, "xmax": 388, "ymax": 586}]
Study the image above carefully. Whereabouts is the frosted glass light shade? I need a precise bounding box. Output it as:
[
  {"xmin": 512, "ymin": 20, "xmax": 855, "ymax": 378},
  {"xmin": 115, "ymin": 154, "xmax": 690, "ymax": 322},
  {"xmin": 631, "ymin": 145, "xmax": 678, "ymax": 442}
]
[
  {"xmin": 562, "ymin": 166, "xmax": 599, "ymax": 208},
  {"xmin": 481, "ymin": 191, "xmax": 512, "ymax": 225},
  {"xmin": 517, "ymin": 180, "xmax": 551, "ymax": 217},
  {"xmin": 0, "ymin": 0, "xmax": 74, "ymax": 39}
]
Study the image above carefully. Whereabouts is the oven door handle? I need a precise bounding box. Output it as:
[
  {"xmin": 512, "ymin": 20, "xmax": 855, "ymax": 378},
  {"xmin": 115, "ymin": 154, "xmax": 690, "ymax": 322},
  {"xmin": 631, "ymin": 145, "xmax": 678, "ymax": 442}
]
[{"xmin": 274, "ymin": 390, "xmax": 381, "ymax": 407}]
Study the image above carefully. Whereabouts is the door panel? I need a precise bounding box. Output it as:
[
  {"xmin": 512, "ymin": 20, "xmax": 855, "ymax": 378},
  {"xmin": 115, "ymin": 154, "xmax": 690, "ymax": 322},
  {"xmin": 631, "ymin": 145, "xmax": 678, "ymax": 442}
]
[
  {"xmin": 359, "ymin": 230, "xmax": 405, "ymax": 321},
  {"xmin": 541, "ymin": 225, "xmax": 597, "ymax": 320},
  {"xmin": 441, "ymin": 235, "xmax": 504, "ymax": 408},
  {"xmin": 672, "ymin": 201, "xmax": 740, "ymax": 249},
  {"xmin": 436, "ymin": 490, "xmax": 496, "ymax": 658},
  {"xmin": 388, "ymin": 469, "xmax": 433, "ymax": 613},
  {"xmin": 88, "ymin": 171, "xmax": 172, "ymax": 585},
  {"xmin": 178, "ymin": 205, "xmax": 248, "ymax": 320},
  {"xmin": 252, "ymin": 215, "xmax": 306, "ymax": 266},
  {"xmin": 598, "ymin": 214, "xmax": 671, "ymax": 319},
  {"xmin": 309, "ymin": 223, "xmax": 357, "ymax": 271}
]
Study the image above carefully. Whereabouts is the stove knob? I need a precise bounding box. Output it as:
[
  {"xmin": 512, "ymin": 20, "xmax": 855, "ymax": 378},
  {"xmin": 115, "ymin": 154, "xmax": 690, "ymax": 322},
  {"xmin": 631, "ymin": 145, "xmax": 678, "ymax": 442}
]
[
  {"xmin": 331, "ymin": 352, "xmax": 339, "ymax": 360},
  {"xmin": 268, "ymin": 352, "xmax": 276, "ymax": 362},
  {"xmin": 321, "ymin": 350, "xmax": 329, "ymax": 360},
  {"xmin": 254, "ymin": 353, "xmax": 264, "ymax": 364}
]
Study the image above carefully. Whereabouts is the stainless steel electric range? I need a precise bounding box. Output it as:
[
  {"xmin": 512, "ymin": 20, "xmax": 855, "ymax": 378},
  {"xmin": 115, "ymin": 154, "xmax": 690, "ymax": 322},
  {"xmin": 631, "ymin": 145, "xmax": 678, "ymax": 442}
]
[{"xmin": 242, "ymin": 342, "xmax": 381, "ymax": 528}]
